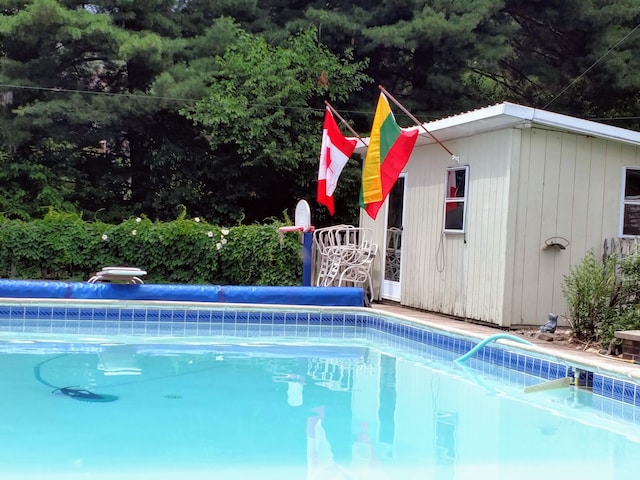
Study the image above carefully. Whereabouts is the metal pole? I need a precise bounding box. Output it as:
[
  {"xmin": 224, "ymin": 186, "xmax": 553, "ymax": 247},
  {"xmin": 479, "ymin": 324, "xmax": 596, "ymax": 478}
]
[
  {"xmin": 378, "ymin": 85, "xmax": 455, "ymax": 157},
  {"xmin": 324, "ymin": 101, "xmax": 368, "ymax": 148},
  {"xmin": 302, "ymin": 231, "xmax": 313, "ymax": 286}
]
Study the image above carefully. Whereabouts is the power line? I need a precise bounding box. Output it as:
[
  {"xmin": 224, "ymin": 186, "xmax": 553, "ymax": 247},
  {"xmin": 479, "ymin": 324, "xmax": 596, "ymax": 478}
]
[
  {"xmin": 544, "ymin": 21, "xmax": 640, "ymax": 109},
  {"xmin": 4, "ymin": 77, "xmax": 640, "ymax": 125},
  {"xmin": 0, "ymin": 82, "xmax": 362, "ymax": 115},
  {"xmin": 596, "ymin": 116, "xmax": 640, "ymax": 121},
  {"xmin": 0, "ymin": 82, "xmax": 398, "ymax": 122},
  {"xmin": 0, "ymin": 83, "xmax": 198, "ymax": 103}
]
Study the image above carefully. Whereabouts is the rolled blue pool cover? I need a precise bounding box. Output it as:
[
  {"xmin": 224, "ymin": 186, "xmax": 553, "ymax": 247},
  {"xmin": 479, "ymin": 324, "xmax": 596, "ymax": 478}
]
[{"xmin": 0, "ymin": 279, "xmax": 365, "ymax": 307}]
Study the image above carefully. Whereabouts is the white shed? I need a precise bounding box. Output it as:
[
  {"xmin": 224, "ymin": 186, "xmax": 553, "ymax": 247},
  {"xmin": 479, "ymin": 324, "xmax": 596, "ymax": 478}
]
[{"xmin": 357, "ymin": 102, "xmax": 640, "ymax": 328}]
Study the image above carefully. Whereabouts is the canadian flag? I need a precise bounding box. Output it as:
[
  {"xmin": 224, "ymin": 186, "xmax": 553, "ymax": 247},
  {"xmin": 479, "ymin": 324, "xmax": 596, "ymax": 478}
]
[
  {"xmin": 446, "ymin": 169, "xmax": 458, "ymax": 211},
  {"xmin": 317, "ymin": 107, "xmax": 357, "ymax": 215}
]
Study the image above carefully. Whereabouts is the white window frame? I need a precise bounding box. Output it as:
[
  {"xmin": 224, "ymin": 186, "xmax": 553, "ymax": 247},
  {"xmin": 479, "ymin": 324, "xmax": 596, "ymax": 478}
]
[
  {"xmin": 620, "ymin": 166, "xmax": 640, "ymax": 237},
  {"xmin": 443, "ymin": 166, "xmax": 469, "ymax": 234}
]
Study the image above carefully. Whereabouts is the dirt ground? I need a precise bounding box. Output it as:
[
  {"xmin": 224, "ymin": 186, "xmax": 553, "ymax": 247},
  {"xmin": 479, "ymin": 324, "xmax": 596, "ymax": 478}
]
[
  {"xmin": 512, "ymin": 327, "xmax": 609, "ymax": 356},
  {"xmin": 371, "ymin": 303, "xmax": 626, "ymax": 364}
]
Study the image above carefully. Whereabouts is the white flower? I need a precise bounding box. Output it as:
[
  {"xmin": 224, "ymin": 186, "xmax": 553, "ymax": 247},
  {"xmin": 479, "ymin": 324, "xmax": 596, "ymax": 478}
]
[
  {"xmin": 216, "ymin": 242, "xmax": 222, "ymax": 250},
  {"xmin": 131, "ymin": 229, "xmax": 137, "ymax": 236},
  {"xmin": 136, "ymin": 217, "xmax": 142, "ymax": 223},
  {"xmin": 207, "ymin": 231, "xmax": 214, "ymax": 238},
  {"xmin": 101, "ymin": 234, "xmax": 108, "ymax": 241},
  {"xmin": 221, "ymin": 238, "xmax": 227, "ymax": 245},
  {"xmin": 221, "ymin": 228, "xmax": 229, "ymax": 236},
  {"xmin": 194, "ymin": 217, "xmax": 200, "ymax": 222}
]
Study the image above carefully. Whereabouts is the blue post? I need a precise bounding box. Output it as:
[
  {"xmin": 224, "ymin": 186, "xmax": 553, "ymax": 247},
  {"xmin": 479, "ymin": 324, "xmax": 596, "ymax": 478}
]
[{"xmin": 302, "ymin": 231, "xmax": 313, "ymax": 286}]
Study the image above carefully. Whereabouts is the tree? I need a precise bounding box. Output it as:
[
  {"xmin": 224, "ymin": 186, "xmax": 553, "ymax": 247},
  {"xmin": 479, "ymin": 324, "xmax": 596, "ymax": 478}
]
[
  {"xmin": 182, "ymin": 25, "xmax": 370, "ymax": 225},
  {"xmin": 0, "ymin": 2, "xmax": 369, "ymax": 224},
  {"xmin": 498, "ymin": 0, "xmax": 640, "ymax": 127},
  {"xmin": 2, "ymin": 1, "xmax": 640, "ymax": 226},
  {"xmin": 235, "ymin": 1, "xmax": 640, "ymax": 130},
  {"xmin": 234, "ymin": 0, "xmax": 516, "ymax": 126},
  {"xmin": 0, "ymin": 0, "xmax": 234, "ymax": 221}
]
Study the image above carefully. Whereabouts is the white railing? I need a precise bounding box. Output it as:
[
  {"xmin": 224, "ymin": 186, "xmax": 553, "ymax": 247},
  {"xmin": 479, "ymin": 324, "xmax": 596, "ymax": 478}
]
[{"xmin": 602, "ymin": 237, "xmax": 640, "ymax": 262}]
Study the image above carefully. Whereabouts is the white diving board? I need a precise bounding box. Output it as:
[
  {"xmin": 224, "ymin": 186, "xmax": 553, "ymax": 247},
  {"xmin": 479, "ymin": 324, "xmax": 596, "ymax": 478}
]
[{"xmin": 88, "ymin": 267, "xmax": 147, "ymax": 284}]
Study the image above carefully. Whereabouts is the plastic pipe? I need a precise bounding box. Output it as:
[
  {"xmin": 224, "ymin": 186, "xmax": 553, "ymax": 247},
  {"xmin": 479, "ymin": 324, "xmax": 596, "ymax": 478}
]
[{"xmin": 455, "ymin": 333, "xmax": 534, "ymax": 363}]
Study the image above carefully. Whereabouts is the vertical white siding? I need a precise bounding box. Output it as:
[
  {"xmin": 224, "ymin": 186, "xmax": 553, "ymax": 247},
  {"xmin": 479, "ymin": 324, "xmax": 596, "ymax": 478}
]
[
  {"xmin": 504, "ymin": 129, "xmax": 529, "ymax": 327},
  {"xmin": 399, "ymin": 129, "xmax": 513, "ymax": 324},
  {"xmin": 463, "ymin": 131, "xmax": 512, "ymax": 323},
  {"xmin": 506, "ymin": 129, "xmax": 640, "ymax": 326},
  {"xmin": 360, "ymin": 125, "xmax": 640, "ymax": 328}
]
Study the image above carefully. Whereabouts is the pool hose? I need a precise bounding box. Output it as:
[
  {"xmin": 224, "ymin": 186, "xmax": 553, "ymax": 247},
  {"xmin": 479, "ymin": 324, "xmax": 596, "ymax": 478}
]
[
  {"xmin": 34, "ymin": 354, "xmax": 119, "ymax": 403},
  {"xmin": 455, "ymin": 333, "xmax": 534, "ymax": 363}
]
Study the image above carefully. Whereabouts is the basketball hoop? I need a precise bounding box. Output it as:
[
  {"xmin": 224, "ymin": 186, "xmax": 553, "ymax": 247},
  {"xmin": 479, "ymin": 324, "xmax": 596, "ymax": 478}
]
[
  {"xmin": 277, "ymin": 200, "xmax": 315, "ymax": 286},
  {"xmin": 277, "ymin": 225, "xmax": 315, "ymax": 233}
]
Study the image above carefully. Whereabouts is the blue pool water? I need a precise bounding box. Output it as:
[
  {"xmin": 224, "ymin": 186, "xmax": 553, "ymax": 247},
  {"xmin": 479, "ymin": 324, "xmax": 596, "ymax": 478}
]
[{"xmin": 1, "ymin": 302, "xmax": 640, "ymax": 479}]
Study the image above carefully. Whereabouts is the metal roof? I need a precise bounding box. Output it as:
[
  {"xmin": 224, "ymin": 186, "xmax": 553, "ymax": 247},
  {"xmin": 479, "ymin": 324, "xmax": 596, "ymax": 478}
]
[{"xmin": 354, "ymin": 102, "xmax": 640, "ymax": 153}]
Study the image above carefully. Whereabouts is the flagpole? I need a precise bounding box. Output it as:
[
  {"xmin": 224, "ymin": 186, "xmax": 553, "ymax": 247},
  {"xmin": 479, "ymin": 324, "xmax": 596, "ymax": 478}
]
[
  {"xmin": 378, "ymin": 85, "xmax": 457, "ymax": 159},
  {"xmin": 324, "ymin": 101, "xmax": 368, "ymax": 148}
]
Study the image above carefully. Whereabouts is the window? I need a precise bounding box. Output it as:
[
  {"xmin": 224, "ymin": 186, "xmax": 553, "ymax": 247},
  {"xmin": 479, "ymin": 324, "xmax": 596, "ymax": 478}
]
[
  {"xmin": 621, "ymin": 167, "xmax": 640, "ymax": 236},
  {"xmin": 444, "ymin": 166, "xmax": 468, "ymax": 233}
]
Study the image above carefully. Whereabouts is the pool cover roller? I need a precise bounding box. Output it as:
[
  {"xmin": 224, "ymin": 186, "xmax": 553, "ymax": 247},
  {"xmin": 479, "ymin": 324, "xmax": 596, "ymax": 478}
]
[{"xmin": 0, "ymin": 279, "xmax": 365, "ymax": 307}]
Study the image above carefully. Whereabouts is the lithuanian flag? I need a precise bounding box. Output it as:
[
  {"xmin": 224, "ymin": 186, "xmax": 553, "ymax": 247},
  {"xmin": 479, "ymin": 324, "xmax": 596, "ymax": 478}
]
[{"xmin": 360, "ymin": 93, "xmax": 419, "ymax": 220}]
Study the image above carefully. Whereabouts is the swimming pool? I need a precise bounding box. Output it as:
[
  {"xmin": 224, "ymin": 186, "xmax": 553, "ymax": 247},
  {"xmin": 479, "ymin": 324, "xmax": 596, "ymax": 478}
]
[{"xmin": 1, "ymin": 299, "xmax": 640, "ymax": 479}]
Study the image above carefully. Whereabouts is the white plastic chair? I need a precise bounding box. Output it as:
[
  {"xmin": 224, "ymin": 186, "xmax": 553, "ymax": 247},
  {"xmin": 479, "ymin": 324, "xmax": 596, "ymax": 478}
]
[
  {"xmin": 313, "ymin": 226, "xmax": 377, "ymax": 303},
  {"xmin": 313, "ymin": 225, "xmax": 354, "ymax": 287},
  {"xmin": 337, "ymin": 243, "xmax": 378, "ymax": 304}
]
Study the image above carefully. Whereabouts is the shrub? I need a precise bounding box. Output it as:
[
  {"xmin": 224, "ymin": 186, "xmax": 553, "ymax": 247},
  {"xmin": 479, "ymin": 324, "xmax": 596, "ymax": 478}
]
[
  {"xmin": 562, "ymin": 250, "xmax": 640, "ymax": 348},
  {"xmin": 0, "ymin": 211, "xmax": 302, "ymax": 286}
]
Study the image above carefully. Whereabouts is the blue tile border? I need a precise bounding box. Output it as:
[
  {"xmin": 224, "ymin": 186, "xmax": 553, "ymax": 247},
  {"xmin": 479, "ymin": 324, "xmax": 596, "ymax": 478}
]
[{"xmin": 0, "ymin": 302, "xmax": 639, "ymax": 408}]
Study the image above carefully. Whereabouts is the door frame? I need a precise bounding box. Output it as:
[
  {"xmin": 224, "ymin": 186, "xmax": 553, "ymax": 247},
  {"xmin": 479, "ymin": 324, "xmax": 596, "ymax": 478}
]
[{"xmin": 380, "ymin": 173, "xmax": 407, "ymax": 301}]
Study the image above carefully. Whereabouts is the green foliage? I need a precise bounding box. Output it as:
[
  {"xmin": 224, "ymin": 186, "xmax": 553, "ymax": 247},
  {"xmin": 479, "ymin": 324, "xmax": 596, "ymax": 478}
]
[
  {"xmin": 2, "ymin": 1, "xmax": 640, "ymax": 226},
  {"xmin": 182, "ymin": 24, "xmax": 370, "ymax": 224},
  {"xmin": 0, "ymin": 212, "xmax": 302, "ymax": 285},
  {"xmin": 562, "ymin": 250, "xmax": 640, "ymax": 347},
  {"xmin": 0, "ymin": 0, "xmax": 238, "ymax": 224},
  {"xmin": 217, "ymin": 225, "xmax": 301, "ymax": 286},
  {"xmin": 562, "ymin": 251, "xmax": 617, "ymax": 341},
  {"xmin": 0, "ymin": 146, "xmax": 76, "ymax": 219}
]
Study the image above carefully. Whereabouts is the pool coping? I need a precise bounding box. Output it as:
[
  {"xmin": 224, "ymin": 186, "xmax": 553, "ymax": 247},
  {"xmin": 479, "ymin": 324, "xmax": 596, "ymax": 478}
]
[
  {"xmin": 0, "ymin": 296, "xmax": 635, "ymax": 367},
  {"xmin": 369, "ymin": 303, "xmax": 640, "ymax": 383},
  {"xmin": 0, "ymin": 295, "xmax": 637, "ymax": 378},
  {"xmin": 1, "ymin": 297, "xmax": 639, "ymax": 407}
]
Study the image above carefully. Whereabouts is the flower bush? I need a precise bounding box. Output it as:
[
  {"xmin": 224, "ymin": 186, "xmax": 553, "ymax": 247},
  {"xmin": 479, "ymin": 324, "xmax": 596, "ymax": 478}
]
[{"xmin": 0, "ymin": 210, "xmax": 302, "ymax": 285}]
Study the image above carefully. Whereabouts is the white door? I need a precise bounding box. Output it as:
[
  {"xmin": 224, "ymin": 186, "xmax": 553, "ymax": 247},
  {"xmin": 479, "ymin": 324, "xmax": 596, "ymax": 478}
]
[{"xmin": 380, "ymin": 175, "xmax": 406, "ymax": 301}]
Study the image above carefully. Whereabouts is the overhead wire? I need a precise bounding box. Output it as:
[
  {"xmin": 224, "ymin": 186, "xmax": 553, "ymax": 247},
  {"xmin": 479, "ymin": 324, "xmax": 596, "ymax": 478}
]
[
  {"xmin": 544, "ymin": 21, "xmax": 640, "ymax": 109},
  {"xmin": 0, "ymin": 82, "xmax": 376, "ymax": 116},
  {"xmin": 0, "ymin": 83, "xmax": 197, "ymax": 103},
  {"xmin": 3, "ymin": 19, "xmax": 640, "ymax": 120},
  {"xmin": 8, "ymin": 78, "xmax": 640, "ymax": 124}
]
